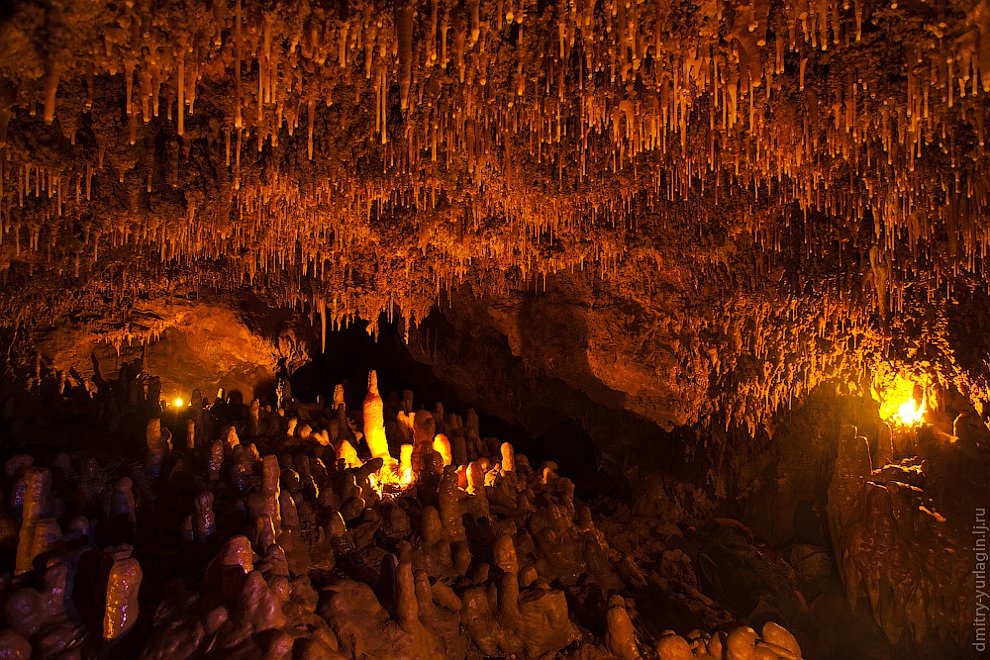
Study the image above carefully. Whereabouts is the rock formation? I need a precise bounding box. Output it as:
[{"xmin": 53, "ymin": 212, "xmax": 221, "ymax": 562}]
[
  {"xmin": 0, "ymin": 0, "xmax": 987, "ymax": 657},
  {"xmin": 0, "ymin": 366, "xmax": 825, "ymax": 659}
]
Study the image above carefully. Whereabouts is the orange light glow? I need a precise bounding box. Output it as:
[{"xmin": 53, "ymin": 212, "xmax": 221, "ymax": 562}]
[
  {"xmin": 173, "ymin": 397, "xmax": 185, "ymax": 408},
  {"xmin": 368, "ymin": 462, "xmax": 414, "ymax": 498},
  {"xmin": 893, "ymin": 397, "xmax": 926, "ymax": 426},
  {"xmin": 877, "ymin": 374, "xmax": 927, "ymax": 427}
]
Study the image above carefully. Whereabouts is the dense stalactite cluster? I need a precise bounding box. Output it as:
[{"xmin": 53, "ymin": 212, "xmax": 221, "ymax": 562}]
[
  {"xmin": 0, "ymin": 0, "xmax": 989, "ymax": 428},
  {"xmin": 0, "ymin": 1, "xmax": 986, "ymax": 313}
]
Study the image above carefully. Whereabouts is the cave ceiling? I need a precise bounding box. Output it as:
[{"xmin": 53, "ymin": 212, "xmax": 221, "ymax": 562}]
[{"xmin": 0, "ymin": 0, "xmax": 989, "ymax": 427}]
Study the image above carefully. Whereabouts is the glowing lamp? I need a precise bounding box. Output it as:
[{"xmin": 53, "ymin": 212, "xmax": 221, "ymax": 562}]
[
  {"xmin": 892, "ymin": 397, "xmax": 925, "ymax": 426},
  {"xmin": 877, "ymin": 374, "xmax": 926, "ymax": 427},
  {"xmin": 368, "ymin": 460, "xmax": 415, "ymax": 498},
  {"xmin": 173, "ymin": 397, "xmax": 185, "ymax": 408}
]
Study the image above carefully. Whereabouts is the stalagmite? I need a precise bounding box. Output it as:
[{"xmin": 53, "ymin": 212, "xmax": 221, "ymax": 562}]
[
  {"xmin": 500, "ymin": 442, "xmax": 515, "ymax": 473},
  {"xmin": 606, "ymin": 595, "xmax": 641, "ymax": 659},
  {"xmin": 29, "ymin": 518, "xmax": 60, "ymax": 568},
  {"xmin": 103, "ymin": 556, "xmax": 142, "ymax": 640},
  {"xmin": 363, "ymin": 371, "xmax": 390, "ymax": 459},
  {"xmin": 225, "ymin": 425, "xmax": 241, "ymax": 452},
  {"xmin": 15, "ymin": 468, "xmax": 49, "ymax": 576},
  {"xmin": 827, "ymin": 424, "xmax": 872, "ymax": 574},
  {"xmin": 875, "ymin": 422, "xmax": 893, "ymax": 467},
  {"xmin": 337, "ymin": 440, "xmax": 360, "ymax": 468},
  {"xmin": 145, "ymin": 418, "xmax": 169, "ymax": 478},
  {"xmin": 209, "ymin": 440, "xmax": 225, "ymax": 481},
  {"xmin": 411, "ymin": 411, "xmax": 440, "ymax": 480},
  {"xmin": 261, "ymin": 455, "xmax": 282, "ymax": 532},
  {"xmin": 399, "ymin": 443, "xmax": 413, "ymax": 476},
  {"xmin": 655, "ymin": 632, "xmax": 693, "ymax": 660},
  {"xmin": 437, "ymin": 466, "xmax": 466, "ymax": 543},
  {"xmin": 185, "ymin": 419, "xmax": 196, "ymax": 449},
  {"xmin": 255, "ymin": 514, "xmax": 276, "ymax": 550},
  {"xmin": 492, "ymin": 531, "xmax": 518, "ymax": 574},
  {"xmin": 110, "ymin": 477, "xmax": 136, "ymax": 533},
  {"xmin": 761, "ymin": 621, "xmax": 801, "ymax": 656},
  {"xmin": 218, "ymin": 535, "xmax": 255, "ymax": 574},
  {"xmin": 451, "ymin": 433, "xmax": 468, "ymax": 467},
  {"xmin": 432, "ymin": 434, "xmax": 452, "ymax": 466},
  {"xmin": 194, "ymin": 491, "xmax": 215, "ymax": 539}
]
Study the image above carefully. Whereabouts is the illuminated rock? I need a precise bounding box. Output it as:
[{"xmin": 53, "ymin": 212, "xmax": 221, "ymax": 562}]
[
  {"xmin": 103, "ymin": 556, "xmax": 142, "ymax": 640},
  {"xmin": 605, "ymin": 595, "xmax": 642, "ymax": 659},
  {"xmin": 15, "ymin": 468, "xmax": 49, "ymax": 576},
  {"xmin": 655, "ymin": 632, "xmax": 693, "ymax": 660},
  {"xmin": 363, "ymin": 371, "xmax": 390, "ymax": 460},
  {"xmin": 193, "ymin": 491, "xmax": 215, "ymax": 540}
]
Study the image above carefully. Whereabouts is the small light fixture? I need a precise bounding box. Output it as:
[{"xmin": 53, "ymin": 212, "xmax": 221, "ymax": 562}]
[
  {"xmin": 893, "ymin": 396, "xmax": 925, "ymax": 426},
  {"xmin": 877, "ymin": 374, "xmax": 927, "ymax": 428},
  {"xmin": 173, "ymin": 397, "xmax": 185, "ymax": 408}
]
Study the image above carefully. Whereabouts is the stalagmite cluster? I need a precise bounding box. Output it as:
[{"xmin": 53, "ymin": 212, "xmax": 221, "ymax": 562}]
[{"xmin": 0, "ymin": 362, "xmax": 814, "ymax": 659}]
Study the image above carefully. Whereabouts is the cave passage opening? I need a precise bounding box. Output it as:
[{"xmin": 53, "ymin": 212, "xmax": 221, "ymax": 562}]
[{"xmin": 288, "ymin": 310, "xmax": 607, "ymax": 494}]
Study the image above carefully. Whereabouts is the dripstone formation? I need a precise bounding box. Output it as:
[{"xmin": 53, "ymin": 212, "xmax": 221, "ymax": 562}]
[
  {"xmin": 0, "ymin": 0, "xmax": 988, "ymax": 659},
  {"xmin": 0, "ymin": 365, "xmax": 813, "ymax": 659},
  {"xmin": 0, "ymin": 0, "xmax": 989, "ymax": 434}
]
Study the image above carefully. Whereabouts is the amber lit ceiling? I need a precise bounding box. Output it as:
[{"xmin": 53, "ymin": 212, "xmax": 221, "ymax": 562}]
[{"xmin": 0, "ymin": 0, "xmax": 988, "ymax": 426}]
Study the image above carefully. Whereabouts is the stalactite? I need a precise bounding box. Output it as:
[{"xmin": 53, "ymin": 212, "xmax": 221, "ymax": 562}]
[
  {"xmin": 177, "ymin": 47, "xmax": 185, "ymax": 137},
  {"xmin": 396, "ymin": 4, "xmax": 414, "ymax": 112},
  {"xmin": 0, "ymin": 0, "xmax": 985, "ymax": 430}
]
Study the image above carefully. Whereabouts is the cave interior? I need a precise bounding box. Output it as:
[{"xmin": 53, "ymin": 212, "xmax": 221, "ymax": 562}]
[{"xmin": 0, "ymin": 0, "xmax": 988, "ymax": 658}]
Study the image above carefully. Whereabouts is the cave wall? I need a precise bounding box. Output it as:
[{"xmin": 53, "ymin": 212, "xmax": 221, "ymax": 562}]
[
  {"xmin": 410, "ymin": 270, "xmax": 986, "ymax": 447},
  {"xmin": 24, "ymin": 291, "xmax": 317, "ymax": 406}
]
